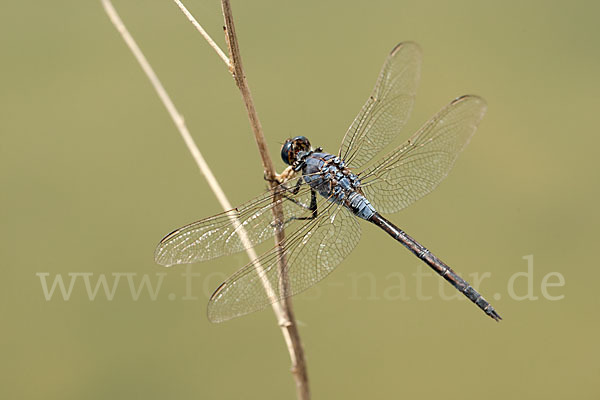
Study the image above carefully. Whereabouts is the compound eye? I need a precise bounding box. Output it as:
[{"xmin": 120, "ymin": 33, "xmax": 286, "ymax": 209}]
[
  {"xmin": 281, "ymin": 136, "xmax": 312, "ymax": 165},
  {"xmin": 292, "ymin": 136, "xmax": 311, "ymax": 152},
  {"xmin": 281, "ymin": 139, "xmax": 294, "ymax": 165}
]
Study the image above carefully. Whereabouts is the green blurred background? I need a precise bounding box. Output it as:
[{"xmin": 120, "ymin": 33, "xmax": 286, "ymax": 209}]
[{"xmin": 2, "ymin": 0, "xmax": 598, "ymax": 398}]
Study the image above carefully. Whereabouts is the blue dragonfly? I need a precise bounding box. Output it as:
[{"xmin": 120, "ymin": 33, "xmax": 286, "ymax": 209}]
[{"xmin": 155, "ymin": 42, "xmax": 501, "ymax": 323}]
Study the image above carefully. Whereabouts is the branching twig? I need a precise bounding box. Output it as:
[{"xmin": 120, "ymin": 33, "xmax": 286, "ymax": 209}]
[
  {"xmin": 102, "ymin": 1, "xmax": 309, "ymax": 399},
  {"xmin": 172, "ymin": 0, "xmax": 230, "ymax": 67},
  {"xmin": 101, "ymin": 0, "xmax": 283, "ymax": 316},
  {"xmin": 219, "ymin": 2, "xmax": 310, "ymax": 398}
]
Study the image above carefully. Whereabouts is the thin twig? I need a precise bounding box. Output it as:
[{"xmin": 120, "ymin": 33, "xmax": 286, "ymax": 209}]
[
  {"xmin": 101, "ymin": 0, "xmax": 288, "ymax": 330},
  {"xmin": 102, "ymin": 1, "xmax": 310, "ymax": 399},
  {"xmin": 219, "ymin": 1, "xmax": 310, "ymax": 399},
  {"xmin": 172, "ymin": 0, "xmax": 231, "ymax": 67},
  {"xmin": 102, "ymin": 0, "xmax": 285, "ymax": 311}
]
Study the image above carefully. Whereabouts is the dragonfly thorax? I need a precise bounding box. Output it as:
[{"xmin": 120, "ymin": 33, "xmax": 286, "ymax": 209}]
[{"xmin": 302, "ymin": 152, "xmax": 375, "ymax": 220}]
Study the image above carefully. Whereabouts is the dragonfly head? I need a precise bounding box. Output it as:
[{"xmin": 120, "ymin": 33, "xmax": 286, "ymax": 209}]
[{"xmin": 281, "ymin": 136, "xmax": 312, "ymax": 166}]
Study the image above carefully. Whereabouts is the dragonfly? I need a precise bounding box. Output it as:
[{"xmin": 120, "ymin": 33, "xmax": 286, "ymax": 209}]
[{"xmin": 155, "ymin": 42, "xmax": 502, "ymax": 323}]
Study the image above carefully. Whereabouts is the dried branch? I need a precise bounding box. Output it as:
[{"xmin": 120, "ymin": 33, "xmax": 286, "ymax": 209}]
[
  {"xmin": 101, "ymin": 0, "xmax": 284, "ymax": 316},
  {"xmin": 219, "ymin": 1, "xmax": 310, "ymax": 397},
  {"xmin": 102, "ymin": 0, "xmax": 309, "ymax": 399},
  {"xmin": 172, "ymin": 0, "xmax": 230, "ymax": 67}
]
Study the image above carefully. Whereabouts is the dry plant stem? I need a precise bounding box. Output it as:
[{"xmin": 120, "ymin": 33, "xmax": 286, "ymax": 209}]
[
  {"xmin": 169, "ymin": 0, "xmax": 297, "ymax": 325},
  {"xmin": 102, "ymin": 0, "xmax": 284, "ymax": 315},
  {"xmin": 101, "ymin": 0, "xmax": 286, "ymax": 326},
  {"xmin": 172, "ymin": 0, "xmax": 230, "ymax": 67},
  {"xmin": 101, "ymin": 0, "xmax": 269, "ymax": 279},
  {"xmin": 220, "ymin": 1, "xmax": 310, "ymax": 399},
  {"xmin": 103, "ymin": 1, "xmax": 309, "ymax": 399}
]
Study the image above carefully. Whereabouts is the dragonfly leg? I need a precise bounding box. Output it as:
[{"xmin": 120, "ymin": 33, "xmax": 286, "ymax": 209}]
[
  {"xmin": 267, "ymin": 180, "xmax": 319, "ymax": 229},
  {"xmin": 276, "ymin": 177, "xmax": 305, "ymax": 200},
  {"xmin": 288, "ymin": 189, "xmax": 318, "ymax": 221},
  {"xmin": 280, "ymin": 178, "xmax": 316, "ymax": 211},
  {"xmin": 271, "ymin": 188, "xmax": 318, "ymax": 229},
  {"xmin": 278, "ymin": 178, "xmax": 310, "ymax": 205},
  {"xmin": 264, "ymin": 166, "xmax": 296, "ymax": 184}
]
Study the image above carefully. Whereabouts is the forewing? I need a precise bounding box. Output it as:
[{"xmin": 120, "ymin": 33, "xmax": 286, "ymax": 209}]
[
  {"xmin": 339, "ymin": 42, "xmax": 421, "ymax": 169},
  {"xmin": 207, "ymin": 201, "xmax": 361, "ymax": 322},
  {"xmin": 359, "ymin": 95, "xmax": 487, "ymax": 214},
  {"xmin": 154, "ymin": 179, "xmax": 315, "ymax": 266}
]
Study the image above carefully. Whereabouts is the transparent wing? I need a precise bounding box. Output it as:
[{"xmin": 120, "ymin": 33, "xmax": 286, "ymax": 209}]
[
  {"xmin": 338, "ymin": 42, "xmax": 421, "ymax": 170},
  {"xmin": 359, "ymin": 95, "xmax": 487, "ymax": 214},
  {"xmin": 154, "ymin": 177, "xmax": 317, "ymax": 266},
  {"xmin": 207, "ymin": 201, "xmax": 361, "ymax": 323}
]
